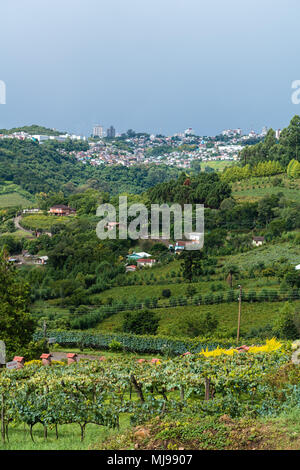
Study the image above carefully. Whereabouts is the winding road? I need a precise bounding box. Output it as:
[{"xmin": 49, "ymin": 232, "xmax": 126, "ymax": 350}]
[{"xmin": 14, "ymin": 215, "xmax": 35, "ymax": 236}]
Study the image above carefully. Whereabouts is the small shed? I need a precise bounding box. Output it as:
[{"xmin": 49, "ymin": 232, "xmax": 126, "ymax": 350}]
[
  {"xmin": 13, "ymin": 356, "xmax": 25, "ymax": 369},
  {"xmin": 67, "ymin": 353, "xmax": 78, "ymax": 365},
  {"xmin": 40, "ymin": 353, "xmax": 52, "ymax": 366},
  {"xmin": 252, "ymin": 236, "xmax": 265, "ymax": 247}
]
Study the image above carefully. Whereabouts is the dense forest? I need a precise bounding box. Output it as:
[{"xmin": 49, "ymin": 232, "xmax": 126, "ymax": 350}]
[{"xmin": 239, "ymin": 115, "xmax": 300, "ymax": 167}]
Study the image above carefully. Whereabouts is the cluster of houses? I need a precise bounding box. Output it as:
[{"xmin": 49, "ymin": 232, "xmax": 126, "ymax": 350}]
[
  {"xmin": 125, "ymin": 233, "xmax": 204, "ymax": 272},
  {"xmin": 126, "ymin": 252, "xmax": 157, "ymax": 272},
  {"xmin": 8, "ymin": 253, "xmax": 49, "ymax": 266}
]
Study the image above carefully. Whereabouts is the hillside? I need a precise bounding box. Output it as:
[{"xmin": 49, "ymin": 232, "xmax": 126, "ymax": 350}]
[
  {"xmin": 0, "ymin": 125, "xmax": 66, "ymax": 136},
  {"xmin": 0, "ymin": 138, "xmax": 182, "ymax": 196}
]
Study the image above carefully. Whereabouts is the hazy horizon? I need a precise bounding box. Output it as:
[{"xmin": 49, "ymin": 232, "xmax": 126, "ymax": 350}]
[{"xmin": 1, "ymin": 0, "xmax": 300, "ymax": 136}]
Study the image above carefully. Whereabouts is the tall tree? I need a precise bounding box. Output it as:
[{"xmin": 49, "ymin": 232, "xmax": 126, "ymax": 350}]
[{"xmin": 0, "ymin": 249, "xmax": 36, "ymax": 357}]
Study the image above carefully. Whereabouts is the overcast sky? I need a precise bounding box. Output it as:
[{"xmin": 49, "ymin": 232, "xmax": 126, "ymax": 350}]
[{"xmin": 1, "ymin": 0, "xmax": 300, "ymax": 136}]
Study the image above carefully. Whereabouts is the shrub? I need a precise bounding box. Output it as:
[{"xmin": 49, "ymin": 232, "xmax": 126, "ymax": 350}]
[
  {"xmin": 108, "ymin": 340, "xmax": 123, "ymax": 352},
  {"xmin": 186, "ymin": 285, "xmax": 197, "ymax": 297},
  {"xmin": 162, "ymin": 289, "xmax": 172, "ymax": 299},
  {"xmin": 123, "ymin": 309, "xmax": 159, "ymax": 335},
  {"xmin": 273, "ymin": 303, "xmax": 300, "ymax": 340}
]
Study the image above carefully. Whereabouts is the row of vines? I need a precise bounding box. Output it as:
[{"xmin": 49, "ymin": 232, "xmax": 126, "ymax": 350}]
[{"xmin": 0, "ymin": 341, "xmax": 297, "ymax": 444}]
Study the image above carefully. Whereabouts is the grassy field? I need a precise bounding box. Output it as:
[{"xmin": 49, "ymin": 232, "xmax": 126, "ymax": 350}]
[
  {"xmin": 96, "ymin": 300, "xmax": 293, "ymax": 338},
  {"xmin": 202, "ymin": 160, "xmax": 235, "ymax": 172},
  {"xmin": 225, "ymin": 242, "xmax": 300, "ymax": 269},
  {"xmin": 0, "ymin": 192, "xmax": 33, "ymax": 208},
  {"xmin": 21, "ymin": 214, "xmax": 73, "ymax": 231},
  {"xmin": 0, "ymin": 182, "xmax": 34, "ymax": 208},
  {"xmin": 29, "ymin": 241, "xmax": 299, "ymax": 339},
  {"xmin": 0, "ymin": 416, "xmax": 131, "ymax": 451},
  {"xmin": 232, "ymin": 175, "xmax": 300, "ymax": 203}
]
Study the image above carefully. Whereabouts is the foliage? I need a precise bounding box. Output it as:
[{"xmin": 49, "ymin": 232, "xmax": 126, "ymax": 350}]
[
  {"xmin": 123, "ymin": 309, "xmax": 160, "ymax": 336},
  {"xmin": 0, "ymin": 250, "xmax": 37, "ymax": 359}
]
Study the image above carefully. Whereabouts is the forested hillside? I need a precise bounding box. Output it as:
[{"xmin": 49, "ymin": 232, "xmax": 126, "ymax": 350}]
[{"xmin": 0, "ymin": 139, "xmax": 181, "ymax": 195}]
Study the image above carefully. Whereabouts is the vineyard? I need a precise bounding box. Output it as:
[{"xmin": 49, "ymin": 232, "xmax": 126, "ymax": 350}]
[{"xmin": 1, "ymin": 339, "xmax": 299, "ymax": 449}]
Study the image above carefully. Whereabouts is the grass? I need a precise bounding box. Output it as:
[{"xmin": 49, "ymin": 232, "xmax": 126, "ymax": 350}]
[
  {"xmin": 202, "ymin": 161, "xmax": 235, "ymax": 172},
  {"xmin": 96, "ymin": 300, "xmax": 294, "ymax": 337},
  {"xmin": 224, "ymin": 242, "xmax": 300, "ymax": 269},
  {"xmin": 0, "ymin": 415, "xmax": 131, "ymax": 451},
  {"xmin": 0, "ymin": 182, "xmax": 34, "ymax": 208},
  {"xmin": 94, "ymin": 409, "xmax": 300, "ymax": 450},
  {"xmin": 0, "ymin": 229, "xmax": 34, "ymax": 240},
  {"xmin": 21, "ymin": 214, "xmax": 72, "ymax": 231},
  {"xmin": 0, "ymin": 192, "xmax": 33, "ymax": 208},
  {"xmin": 232, "ymin": 175, "xmax": 300, "ymax": 203}
]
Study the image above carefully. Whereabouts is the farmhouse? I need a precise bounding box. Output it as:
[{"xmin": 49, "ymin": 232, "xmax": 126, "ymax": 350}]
[
  {"xmin": 136, "ymin": 258, "xmax": 156, "ymax": 268},
  {"xmin": 252, "ymin": 236, "xmax": 265, "ymax": 247},
  {"xmin": 49, "ymin": 205, "xmax": 76, "ymax": 216}
]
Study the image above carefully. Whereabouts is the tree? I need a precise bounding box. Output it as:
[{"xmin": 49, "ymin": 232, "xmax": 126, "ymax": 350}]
[
  {"xmin": 122, "ymin": 309, "xmax": 159, "ymax": 335},
  {"xmin": 180, "ymin": 251, "xmax": 204, "ymax": 282},
  {"xmin": 0, "ymin": 249, "xmax": 36, "ymax": 359},
  {"xmin": 274, "ymin": 303, "xmax": 299, "ymax": 340},
  {"xmin": 224, "ymin": 264, "xmax": 240, "ymax": 288}
]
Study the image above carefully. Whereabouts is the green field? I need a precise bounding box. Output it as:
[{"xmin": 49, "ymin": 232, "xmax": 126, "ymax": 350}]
[
  {"xmin": 0, "ymin": 416, "xmax": 130, "ymax": 451},
  {"xmin": 203, "ymin": 160, "xmax": 235, "ymax": 172},
  {"xmin": 96, "ymin": 300, "xmax": 291, "ymax": 337},
  {"xmin": 232, "ymin": 175, "xmax": 300, "ymax": 203},
  {"xmin": 21, "ymin": 214, "xmax": 72, "ymax": 231},
  {"xmin": 224, "ymin": 242, "xmax": 300, "ymax": 269},
  {"xmin": 0, "ymin": 192, "xmax": 33, "ymax": 208}
]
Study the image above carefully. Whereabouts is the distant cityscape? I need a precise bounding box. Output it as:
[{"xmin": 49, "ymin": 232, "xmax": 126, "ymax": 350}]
[{"xmin": 0, "ymin": 124, "xmax": 281, "ymax": 169}]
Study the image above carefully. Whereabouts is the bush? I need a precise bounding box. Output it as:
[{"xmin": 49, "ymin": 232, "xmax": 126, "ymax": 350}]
[
  {"xmin": 273, "ymin": 303, "xmax": 299, "ymax": 340},
  {"xmin": 108, "ymin": 340, "xmax": 123, "ymax": 352},
  {"xmin": 18, "ymin": 339, "xmax": 48, "ymax": 362},
  {"xmin": 162, "ymin": 289, "xmax": 171, "ymax": 299},
  {"xmin": 33, "ymin": 330, "xmax": 236, "ymax": 355},
  {"xmin": 122, "ymin": 309, "xmax": 159, "ymax": 335}
]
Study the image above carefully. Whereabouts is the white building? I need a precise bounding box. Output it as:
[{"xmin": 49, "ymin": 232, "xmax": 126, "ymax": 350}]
[{"xmin": 92, "ymin": 125, "xmax": 104, "ymax": 138}]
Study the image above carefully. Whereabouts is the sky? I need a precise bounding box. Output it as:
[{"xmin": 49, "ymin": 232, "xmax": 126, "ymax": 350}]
[{"xmin": 1, "ymin": 0, "xmax": 300, "ymax": 136}]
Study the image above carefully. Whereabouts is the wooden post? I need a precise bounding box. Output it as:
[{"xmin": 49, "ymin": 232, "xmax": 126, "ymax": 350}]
[
  {"xmin": 1, "ymin": 394, "xmax": 5, "ymax": 444},
  {"xmin": 204, "ymin": 378, "xmax": 210, "ymax": 401},
  {"xmin": 237, "ymin": 285, "xmax": 242, "ymax": 342}
]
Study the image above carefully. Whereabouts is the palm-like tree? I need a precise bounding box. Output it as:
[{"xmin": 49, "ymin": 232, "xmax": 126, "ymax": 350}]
[{"xmin": 223, "ymin": 264, "xmax": 240, "ymax": 288}]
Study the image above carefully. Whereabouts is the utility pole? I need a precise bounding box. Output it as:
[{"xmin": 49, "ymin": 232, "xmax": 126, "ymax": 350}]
[{"xmin": 237, "ymin": 285, "xmax": 242, "ymax": 342}]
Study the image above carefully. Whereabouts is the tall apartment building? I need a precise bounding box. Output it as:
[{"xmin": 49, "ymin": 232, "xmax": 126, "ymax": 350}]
[
  {"xmin": 107, "ymin": 126, "xmax": 116, "ymax": 138},
  {"xmin": 92, "ymin": 125, "xmax": 104, "ymax": 138}
]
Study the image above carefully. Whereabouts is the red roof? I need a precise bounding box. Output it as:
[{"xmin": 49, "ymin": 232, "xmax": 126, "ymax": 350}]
[
  {"xmin": 137, "ymin": 259, "xmax": 156, "ymax": 263},
  {"xmin": 40, "ymin": 353, "xmax": 52, "ymax": 359},
  {"xmin": 13, "ymin": 356, "xmax": 24, "ymax": 362},
  {"xmin": 67, "ymin": 353, "xmax": 78, "ymax": 358}
]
